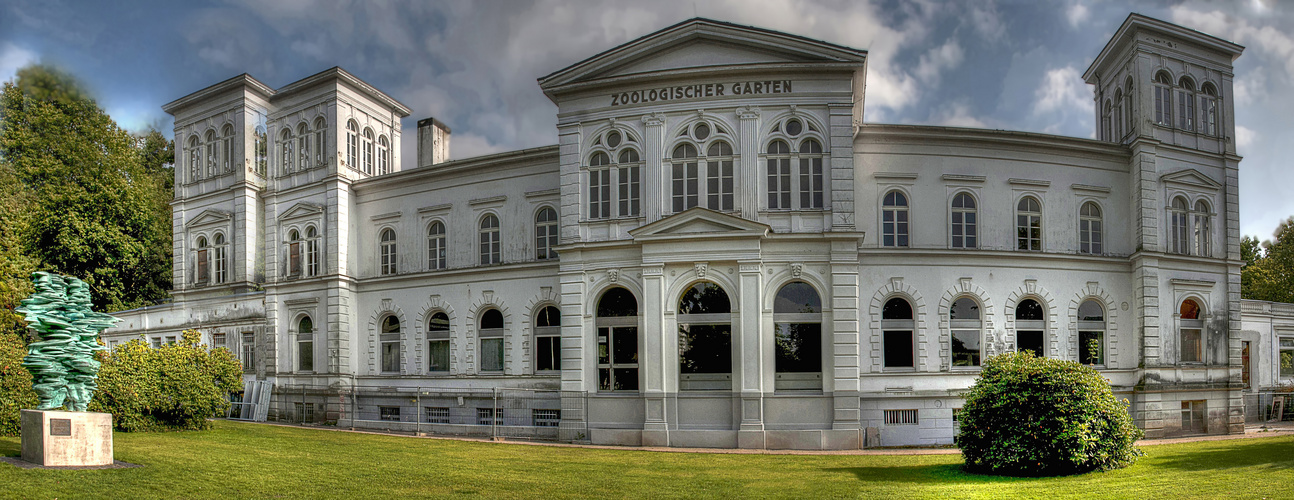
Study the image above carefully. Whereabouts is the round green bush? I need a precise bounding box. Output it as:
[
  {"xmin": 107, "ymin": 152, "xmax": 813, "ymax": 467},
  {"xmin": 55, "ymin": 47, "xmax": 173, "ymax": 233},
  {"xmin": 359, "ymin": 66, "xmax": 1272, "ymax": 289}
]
[{"xmin": 956, "ymin": 351, "xmax": 1143, "ymax": 476}]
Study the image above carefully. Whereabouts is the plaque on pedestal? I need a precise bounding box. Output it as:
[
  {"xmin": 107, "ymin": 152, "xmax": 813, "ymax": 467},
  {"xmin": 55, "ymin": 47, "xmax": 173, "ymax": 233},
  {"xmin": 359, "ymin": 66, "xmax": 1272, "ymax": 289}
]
[{"xmin": 20, "ymin": 409, "xmax": 114, "ymax": 467}]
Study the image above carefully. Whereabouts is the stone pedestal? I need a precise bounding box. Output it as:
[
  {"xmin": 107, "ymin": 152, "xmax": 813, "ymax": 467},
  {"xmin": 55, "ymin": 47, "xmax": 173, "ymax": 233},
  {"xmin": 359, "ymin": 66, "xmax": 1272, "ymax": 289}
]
[{"xmin": 20, "ymin": 409, "xmax": 113, "ymax": 467}]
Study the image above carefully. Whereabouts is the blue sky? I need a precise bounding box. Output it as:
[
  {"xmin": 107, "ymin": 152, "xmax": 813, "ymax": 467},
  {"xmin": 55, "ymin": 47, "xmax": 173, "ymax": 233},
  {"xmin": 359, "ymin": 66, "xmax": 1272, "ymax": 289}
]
[{"xmin": 2, "ymin": 0, "xmax": 1291, "ymax": 241}]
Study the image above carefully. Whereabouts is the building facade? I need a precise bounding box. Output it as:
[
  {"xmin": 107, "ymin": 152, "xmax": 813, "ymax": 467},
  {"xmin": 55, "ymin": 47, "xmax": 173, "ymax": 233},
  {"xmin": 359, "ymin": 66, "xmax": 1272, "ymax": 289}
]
[{"xmin": 106, "ymin": 14, "xmax": 1289, "ymax": 449}]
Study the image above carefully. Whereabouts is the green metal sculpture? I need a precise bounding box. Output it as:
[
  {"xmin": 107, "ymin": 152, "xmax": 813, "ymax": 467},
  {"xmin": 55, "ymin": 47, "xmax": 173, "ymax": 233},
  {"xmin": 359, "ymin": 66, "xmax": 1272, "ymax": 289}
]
[{"xmin": 15, "ymin": 272, "xmax": 120, "ymax": 411}]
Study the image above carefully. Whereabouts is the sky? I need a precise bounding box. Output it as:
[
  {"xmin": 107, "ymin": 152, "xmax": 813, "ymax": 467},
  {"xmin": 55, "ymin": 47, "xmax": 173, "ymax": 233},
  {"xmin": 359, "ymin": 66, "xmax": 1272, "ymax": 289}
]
[{"xmin": 1, "ymin": 0, "xmax": 1291, "ymax": 241}]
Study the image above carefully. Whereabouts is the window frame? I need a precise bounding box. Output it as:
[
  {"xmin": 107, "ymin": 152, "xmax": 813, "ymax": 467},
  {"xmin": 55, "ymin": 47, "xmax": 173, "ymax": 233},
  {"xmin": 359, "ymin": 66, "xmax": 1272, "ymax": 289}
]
[
  {"xmin": 1169, "ymin": 196, "xmax": 1191, "ymax": 255},
  {"xmin": 949, "ymin": 296, "xmax": 983, "ymax": 369},
  {"xmin": 1013, "ymin": 298, "xmax": 1047, "ymax": 358},
  {"xmin": 380, "ymin": 314, "xmax": 401, "ymax": 374},
  {"xmin": 1178, "ymin": 298, "xmax": 1205, "ymax": 364},
  {"xmin": 677, "ymin": 281, "xmax": 734, "ymax": 391},
  {"xmin": 881, "ymin": 189, "xmax": 910, "ymax": 248},
  {"xmin": 195, "ymin": 235, "xmax": 210, "ymax": 284},
  {"xmin": 1079, "ymin": 201, "xmax": 1103, "ymax": 255},
  {"xmin": 596, "ymin": 287, "xmax": 640, "ymax": 392},
  {"xmin": 305, "ymin": 226, "xmax": 320, "ymax": 277},
  {"xmin": 212, "ymin": 232, "xmax": 228, "ymax": 284},
  {"xmin": 535, "ymin": 207, "xmax": 559, "ymax": 261},
  {"xmin": 1015, "ymin": 195, "xmax": 1043, "ymax": 252},
  {"xmin": 881, "ymin": 296, "xmax": 916, "ymax": 371},
  {"xmin": 1193, "ymin": 199, "xmax": 1212, "ymax": 258},
  {"xmin": 949, "ymin": 191, "xmax": 979, "ymax": 249},
  {"xmin": 297, "ymin": 315, "xmax": 314, "ymax": 373},
  {"xmin": 427, "ymin": 311, "xmax": 451, "ymax": 374},
  {"xmin": 379, "ymin": 227, "xmax": 398, "ymax": 276},
  {"xmin": 221, "ymin": 125, "xmax": 234, "ymax": 174},
  {"xmin": 427, "ymin": 220, "xmax": 447, "ymax": 270},
  {"xmin": 1078, "ymin": 299, "xmax": 1106, "ymax": 367},
  {"xmin": 479, "ymin": 213, "xmax": 501, "ymax": 265},
  {"xmin": 345, "ymin": 120, "xmax": 358, "ymax": 170},
  {"xmin": 478, "ymin": 309, "xmax": 505, "ymax": 373},
  {"xmin": 533, "ymin": 305, "xmax": 561, "ymax": 373},
  {"xmin": 772, "ymin": 281, "xmax": 824, "ymax": 390},
  {"xmin": 1153, "ymin": 71, "xmax": 1173, "ymax": 126},
  {"xmin": 1177, "ymin": 77, "xmax": 1196, "ymax": 131}
]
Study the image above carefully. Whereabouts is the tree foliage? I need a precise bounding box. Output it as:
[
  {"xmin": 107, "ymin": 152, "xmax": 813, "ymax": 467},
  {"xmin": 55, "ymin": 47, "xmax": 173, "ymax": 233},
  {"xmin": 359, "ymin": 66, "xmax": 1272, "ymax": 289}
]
[
  {"xmin": 0, "ymin": 64, "xmax": 172, "ymax": 312},
  {"xmin": 0, "ymin": 326, "xmax": 37, "ymax": 436},
  {"xmin": 88, "ymin": 330, "xmax": 243, "ymax": 432},
  {"xmin": 1242, "ymin": 220, "xmax": 1294, "ymax": 303},
  {"xmin": 956, "ymin": 352, "xmax": 1143, "ymax": 476}
]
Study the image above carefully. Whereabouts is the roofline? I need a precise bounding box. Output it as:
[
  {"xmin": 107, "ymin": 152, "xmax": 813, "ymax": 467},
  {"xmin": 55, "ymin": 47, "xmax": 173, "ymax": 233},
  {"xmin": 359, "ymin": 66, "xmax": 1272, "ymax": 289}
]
[
  {"xmin": 858, "ymin": 123, "xmax": 1131, "ymax": 160},
  {"xmin": 538, "ymin": 17, "xmax": 867, "ymax": 89},
  {"xmin": 274, "ymin": 66, "xmax": 412, "ymax": 117},
  {"xmin": 161, "ymin": 73, "xmax": 275, "ymax": 115},
  {"xmin": 352, "ymin": 144, "xmax": 559, "ymax": 191},
  {"xmin": 1083, "ymin": 13, "xmax": 1244, "ymax": 82}
]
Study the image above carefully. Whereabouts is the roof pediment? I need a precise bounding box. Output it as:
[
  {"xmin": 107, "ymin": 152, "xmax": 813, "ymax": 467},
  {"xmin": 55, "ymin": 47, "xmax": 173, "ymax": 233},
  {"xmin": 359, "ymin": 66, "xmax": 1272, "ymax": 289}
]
[
  {"xmin": 539, "ymin": 18, "xmax": 866, "ymax": 93},
  {"xmin": 278, "ymin": 202, "xmax": 325, "ymax": 221},
  {"xmin": 629, "ymin": 207, "xmax": 771, "ymax": 241},
  {"xmin": 1160, "ymin": 169, "xmax": 1222, "ymax": 190},
  {"xmin": 185, "ymin": 209, "xmax": 232, "ymax": 229}
]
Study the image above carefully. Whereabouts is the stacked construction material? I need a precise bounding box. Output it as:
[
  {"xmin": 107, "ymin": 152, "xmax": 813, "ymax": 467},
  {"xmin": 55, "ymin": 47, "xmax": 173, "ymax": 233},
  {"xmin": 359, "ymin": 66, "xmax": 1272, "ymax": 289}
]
[{"xmin": 15, "ymin": 272, "xmax": 120, "ymax": 411}]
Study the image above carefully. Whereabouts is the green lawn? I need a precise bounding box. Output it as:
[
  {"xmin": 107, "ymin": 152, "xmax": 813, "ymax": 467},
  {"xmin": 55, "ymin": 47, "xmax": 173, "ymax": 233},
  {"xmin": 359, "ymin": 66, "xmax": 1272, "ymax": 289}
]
[{"xmin": 1, "ymin": 421, "xmax": 1291, "ymax": 499}]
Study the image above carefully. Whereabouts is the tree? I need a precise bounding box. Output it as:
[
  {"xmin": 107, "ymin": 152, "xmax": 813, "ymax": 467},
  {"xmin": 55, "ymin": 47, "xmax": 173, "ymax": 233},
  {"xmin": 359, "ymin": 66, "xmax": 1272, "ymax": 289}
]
[
  {"xmin": 1242, "ymin": 219, "xmax": 1294, "ymax": 304},
  {"xmin": 0, "ymin": 65, "xmax": 173, "ymax": 311},
  {"xmin": 956, "ymin": 352, "xmax": 1143, "ymax": 476}
]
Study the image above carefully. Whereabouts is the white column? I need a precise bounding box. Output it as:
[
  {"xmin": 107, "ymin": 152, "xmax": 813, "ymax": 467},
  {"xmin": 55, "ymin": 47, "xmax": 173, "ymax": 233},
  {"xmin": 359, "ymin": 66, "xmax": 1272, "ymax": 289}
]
[
  {"xmin": 736, "ymin": 260, "xmax": 765, "ymax": 448},
  {"xmin": 641, "ymin": 264, "xmax": 670, "ymax": 446},
  {"xmin": 641, "ymin": 113, "xmax": 666, "ymax": 224}
]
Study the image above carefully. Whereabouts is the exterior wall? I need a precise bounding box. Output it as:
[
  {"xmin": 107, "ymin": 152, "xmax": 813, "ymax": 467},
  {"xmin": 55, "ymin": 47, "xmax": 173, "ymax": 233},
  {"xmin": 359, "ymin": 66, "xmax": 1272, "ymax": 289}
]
[{"xmin": 102, "ymin": 15, "xmax": 1277, "ymax": 449}]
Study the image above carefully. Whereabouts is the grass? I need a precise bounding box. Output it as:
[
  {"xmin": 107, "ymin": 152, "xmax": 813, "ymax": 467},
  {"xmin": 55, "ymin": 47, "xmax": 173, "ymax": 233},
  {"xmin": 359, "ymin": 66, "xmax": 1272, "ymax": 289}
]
[{"xmin": 1, "ymin": 421, "xmax": 1292, "ymax": 499}]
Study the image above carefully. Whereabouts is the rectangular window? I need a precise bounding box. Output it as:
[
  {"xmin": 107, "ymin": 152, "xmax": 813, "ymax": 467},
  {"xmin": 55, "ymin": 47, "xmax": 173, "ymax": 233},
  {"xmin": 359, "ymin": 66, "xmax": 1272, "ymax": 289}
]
[
  {"xmin": 1242, "ymin": 341, "xmax": 1251, "ymax": 389},
  {"xmin": 884, "ymin": 409, "xmax": 919, "ymax": 425},
  {"xmin": 241, "ymin": 332, "xmax": 255, "ymax": 372},
  {"xmin": 706, "ymin": 160, "xmax": 734, "ymax": 211},
  {"xmin": 307, "ymin": 238, "xmax": 319, "ymax": 276},
  {"xmin": 212, "ymin": 333, "xmax": 226, "ymax": 349},
  {"xmin": 532, "ymin": 409, "xmax": 561, "ymax": 427},
  {"xmin": 223, "ymin": 137, "xmax": 233, "ymax": 173},
  {"xmin": 1180, "ymin": 400, "xmax": 1205, "ymax": 434},
  {"xmin": 883, "ymin": 207, "xmax": 909, "ymax": 247},
  {"xmin": 589, "ymin": 169, "xmax": 611, "ymax": 219},
  {"xmin": 535, "ymin": 335, "xmax": 560, "ymax": 372},
  {"xmin": 480, "ymin": 336, "xmax": 504, "ymax": 372},
  {"xmin": 1017, "ymin": 331, "xmax": 1044, "ymax": 357},
  {"xmin": 476, "ymin": 407, "xmax": 496, "ymax": 426},
  {"xmin": 883, "ymin": 331, "xmax": 914, "ymax": 369},
  {"xmin": 671, "ymin": 162, "xmax": 698, "ymax": 212},
  {"xmin": 618, "ymin": 166, "xmax": 640, "ymax": 217},
  {"xmin": 151, "ymin": 337, "xmax": 162, "ymax": 349},
  {"xmin": 379, "ymin": 406, "xmax": 400, "ymax": 422},
  {"xmin": 165, "ymin": 336, "xmax": 177, "ymax": 345},
  {"xmin": 767, "ymin": 158, "xmax": 791, "ymax": 209},
  {"xmin": 597, "ymin": 326, "xmax": 639, "ymax": 391},
  {"xmin": 678, "ymin": 323, "xmax": 733, "ymax": 391},
  {"xmin": 381, "ymin": 337, "xmax": 400, "ymax": 373},
  {"xmin": 1079, "ymin": 330, "xmax": 1105, "ymax": 365},
  {"xmin": 774, "ymin": 322, "xmax": 821, "ymax": 376},
  {"xmin": 298, "ymin": 328, "xmax": 314, "ymax": 372},
  {"xmin": 428, "ymin": 339, "xmax": 449, "ymax": 373},
  {"xmin": 1180, "ymin": 328, "xmax": 1203, "ymax": 363},
  {"xmin": 1280, "ymin": 338, "xmax": 1294, "ymax": 378},
  {"xmin": 1178, "ymin": 91, "xmax": 1195, "ymax": 130},
  {"xmin": 951, "ymin": 330, "xmax": 981, "ymax": 367},
  {"xmin": 214, "ymin": 247, "xmax": 227, "ymax": 284},
  {"xmin": 196, "ymin": 248, "xmax": 209, "ymax": 283},
  {"xmin": 425, "ymin": 407, "xmax": 450, "ymax": 424},
  {"xmin": 315, "ymin": 129, "xmax": 325, "ymax": 166},
  {"xmin": 799, "ymin": 156, "xmax": 823, "ymax": 209},
  {"xmin": 1154, "ymin": 85, "xmax": 1172, "ymax": 125},
  {"xmin": 289, "ymin": 241, "xmax": 301, "ymax": 276}
]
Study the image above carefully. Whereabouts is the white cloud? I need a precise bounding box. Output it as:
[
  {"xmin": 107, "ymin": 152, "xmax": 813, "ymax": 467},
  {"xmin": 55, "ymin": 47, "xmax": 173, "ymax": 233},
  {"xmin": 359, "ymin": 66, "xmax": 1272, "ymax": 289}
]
[
  {"xmin": 1236, "ymin": 125, "xmax": 1256, "ymax": 149},
  {"xmin": 914, "ymin": 38, "xmax": 964, "ymax": 85},
  {"xmin": 1171, "ymin": 6, "xmax": 1294, "ymax": 80},
  {"xmin": 968, "ymin": 1, "xmax": 1005, "ymax": 42},
  {"xmin": 1033, "ymin": 66, "xmax": 1089, "ymax": 115},
  {"xmin": 1066, "ymin": 3, "xmax": 1089, "ymax": 28},
  {"xmin": 0, "ymin": 42, "xmax": 36, "ymax": 84},
  {"xmin": 930, "ymin": 101, "xmax": 987, "ymax": 128}
]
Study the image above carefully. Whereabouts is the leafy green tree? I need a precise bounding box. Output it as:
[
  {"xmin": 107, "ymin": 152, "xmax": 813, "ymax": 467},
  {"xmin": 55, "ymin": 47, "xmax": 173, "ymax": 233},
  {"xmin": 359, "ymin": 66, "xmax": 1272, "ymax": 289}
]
[
  {"xmin": 14, "ymin": 64, "xmax": 93, "ymax": 105},
  {"xmin": 1243, "ymin": 219, "xmax": 1294, "ymax": 303},
  {"xmin": 0, "ymin": 68, "xmax": 172, "ymax": 311}
]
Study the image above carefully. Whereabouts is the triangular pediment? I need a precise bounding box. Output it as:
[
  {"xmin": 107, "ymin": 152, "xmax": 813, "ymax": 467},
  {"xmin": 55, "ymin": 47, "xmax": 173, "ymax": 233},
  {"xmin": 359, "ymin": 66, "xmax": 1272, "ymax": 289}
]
[
  {"xmin": 539, "ymin": 18, "xmax": 866, "ymax": 91},
  {"xmin": 185, "ymin": 209, "xmax": 232, "ymax": 229},
  {"xmin": 1160, "ymin": 169, "xmax": 1222, "ymax": 190},
  {"xmin": 277, "ymin": 202, "xmax": 325, "ymax": 221},
  {"xmin": 629, "ymin": 207, "xmax": 771, "ymax": 240}
]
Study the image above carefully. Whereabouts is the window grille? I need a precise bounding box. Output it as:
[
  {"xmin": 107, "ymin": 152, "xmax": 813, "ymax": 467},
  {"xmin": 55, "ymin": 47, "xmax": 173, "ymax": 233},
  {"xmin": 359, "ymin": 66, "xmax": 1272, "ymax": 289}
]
[
  {"xmin": 476, "ymin": 408, "xmax": 496, "ymax": 426},
  {"xmin": 884, "ymin": 409, "xmax": 919, "ymax": 425},
  {"xmin": 425, "ymin": 407, "xmax": 450, "ymax": 424},
  {"xmin": 532, "ymin": 409, "xmax": 561, "ymax": 427},
  {"xmin": 379, "ymin": 406, "xmax": 400, "ymax": 421}
]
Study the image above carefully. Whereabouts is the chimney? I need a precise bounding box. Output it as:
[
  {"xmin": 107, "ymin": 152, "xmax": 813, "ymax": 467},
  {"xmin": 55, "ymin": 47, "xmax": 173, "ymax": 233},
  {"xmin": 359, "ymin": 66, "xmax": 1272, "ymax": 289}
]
[{"xmin": 417, "ymin": 117, "xmax": 451, "ymax": 167}]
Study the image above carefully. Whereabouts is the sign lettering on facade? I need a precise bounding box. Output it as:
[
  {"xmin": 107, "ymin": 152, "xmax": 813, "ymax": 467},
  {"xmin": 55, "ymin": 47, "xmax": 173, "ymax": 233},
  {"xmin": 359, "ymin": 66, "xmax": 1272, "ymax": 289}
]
[{"xmin": 610, "ymin": 80, "xmax": 793, "ymax": 106}]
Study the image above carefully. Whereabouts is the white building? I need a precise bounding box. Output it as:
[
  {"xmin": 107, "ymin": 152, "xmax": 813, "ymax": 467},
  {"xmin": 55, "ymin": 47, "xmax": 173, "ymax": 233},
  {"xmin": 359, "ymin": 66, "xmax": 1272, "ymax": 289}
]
[{"xmin": 106, "ymin": 14, "xmax": 1290, "ymax": 449}]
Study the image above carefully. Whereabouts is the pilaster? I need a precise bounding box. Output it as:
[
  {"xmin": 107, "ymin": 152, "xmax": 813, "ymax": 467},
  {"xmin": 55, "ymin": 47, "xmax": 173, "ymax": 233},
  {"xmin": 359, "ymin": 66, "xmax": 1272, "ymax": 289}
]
[
  {"xmin": 830, "ymin": 238, "xmax": 861, "ymax": 429},
  {"xmin": 737, "ymin": 107, "xmax": 760, "ymax": 220},
  {"xmin": 642, "ymin": 113, "xmax": 666, "ymax": 225}
]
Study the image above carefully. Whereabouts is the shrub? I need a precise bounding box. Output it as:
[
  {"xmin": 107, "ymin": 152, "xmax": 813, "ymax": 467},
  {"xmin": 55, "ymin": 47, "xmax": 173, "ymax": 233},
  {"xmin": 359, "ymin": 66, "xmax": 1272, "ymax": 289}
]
[
  {"xmin": 88, "ymin": 329, "xmax": 243, "ymax": 431},
  {"xmin": 0, "ymin": 322, "xmax": 38, "ymax": 436},
  {"xmin": 956, "ymin": 351, "xmax": 1143, "ymax": 476}
]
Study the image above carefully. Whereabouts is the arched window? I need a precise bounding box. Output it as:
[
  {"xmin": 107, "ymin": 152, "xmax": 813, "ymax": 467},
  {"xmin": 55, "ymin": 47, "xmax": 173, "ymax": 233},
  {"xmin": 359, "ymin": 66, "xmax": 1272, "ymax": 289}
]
[
  {"xmin": 1078, "ymin": 300, "xmax": 1105, "ymax": 366},
  {"xmin": 1079, "ymin": 202, "xmax": 1103, "ymax": 254},
  {"xmin": 1124, "ymin": 76, "xmax": 1135, "ymax": 136},
  {"xmin": 378, "ymin": 135, "xmax": 390, "ymax": 175},
  {"xmin": 1180, "ymin": 299, "xmax": 1204, "ymax": 363},
  {"xmin": 253, "ymin": 124, "xmax": 268, "ymax": 177},
  {"xmin": 221, "ymin": 125, "xmax": 234, "ymax": 173},
  {"xmin": 1016, "ymin": 196, "xmax": 1042, "ymax": 251},
  {"xmin": 298, "ymin": 315, "xmax": 314, "ymax": 372},
  {"xmin": 1178, "ymin": 77, "xmax": 1196, "ymax": 130},
  {"xmin": 588, "ymin": 152, "xmax": 611, "ymax": 219},
  {"xmin": 535, "ymin": 207, "xmax": 558, "ymax": 260},
  {"xmin": 1200, "ymin": 83, "xmax": 1219, "ymax": 136},
  {"xmin": 345, "ymin": 120, "xmax": 358, "ymax": 169},
  {"xmin": 1113, "ymin": 89, "xmax": 1124, "ymax": 140},
  {"xmin": 1102, "ymin": 99, "xmax": 1112, "ymax": 142},
  {"xmin": 205, "ymin": 130, "xmax": 218, "ymax": 177},
  {"xmin": 287, "ymin": 229, "xmax": 302, "ymax": 277},
  {"xmin": 379, "ymin": 228, "xmax": 397, "ymax": 275},
  {"xmin": 618, "ymin": 148, "xmax": 641, "ymax": 217},
  {"xmin": 478, "ymin": 309, "xmax": 504, "ymax": 372},
  {"xmin": 305, "ymin": 226, "xmax": 319, "ymax": 277},
  {"xmin": 195, "ymin": 236, "xmax": 210, "ymax": 284},
  {"xmin": 427, "ymin": 221, "xmax": 446, "ymax": 270},
  {"xmin": 671, "ymin": 143, "xmax": 699, "ymax": 212},
  {"xmin": 882, "ymin": 297, "xmax": 915, "ymax": 369},
  {"xmin": 882, "ymin": 190, "xmax": 909, "ymax": 248},
  {"xmin": 188, "ymin": 136, "xmax": 201, "ymax": 182},
  {"xmin": 951, "ymin": 193, "xmax": 977, "ymax": 249},
  {"xmin": 766, "ymin": 140, "xmax": 791, "ymax": 210},
  {"xmin": 313, "ymin": 117, "xmax": 327, "ymax": 166},
  {"xmin": 773, "ymin": 282, "xmax": 822, "ymax": 390},
  {"xmin": 380, "ymin": 315, "xmax": 400, "ymax": 373},
  {"xmin": 706, "ymin": 141, "xmax": 734, "ymax": 211},
  {"xmin": 427, "ymin": 312, "xmax": 450, "ymax": 373},
  {"xmin": 297, "ymin": 123, "xmax": 310, "ymax": 172},
  {"xmin": 678, "ymin": 282, "xmax": 732, "ymax": 391},
  {"xmin": 596, "ymin": 287, "xmax": 639, "ymax": 391},
  {"xmin": 362, "ymin": 128, "xmax": 375, "ymax": 175},
  {"xmin": 950, "ymin": 297, "xmax": 982, "ymax": 367},
  {"xmin": 1015, "ymin": 299, "xmax": 1045, "ymax": 357},
  {"xmin": 479, "ymin": 214, "xmax": 500, "ymax": 265},
  {"xmin": 798, "ymin": 139, "xmax": 824, "ymax": 209},
  {"xmin": 1170, "ymin": 196, "xmax": 1190, "ymax": 254},
  {"xmin": 213, "ymin": 233, "xmax": 227, "ymax": 284},
  {"xmin": 534, "ymin": 306, "xmax": 561, "ymax": 372},
  {"xmin": 1154, "ymin": 72, "xmax": 1173, "ymax": 126},
  {"xmin": 1194, "ymin": 200, "xmax": 1211, "ymax": 257},
  {"xmin": 280, "ymin": 129, "xmax": 294, "ymax": 176}
]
